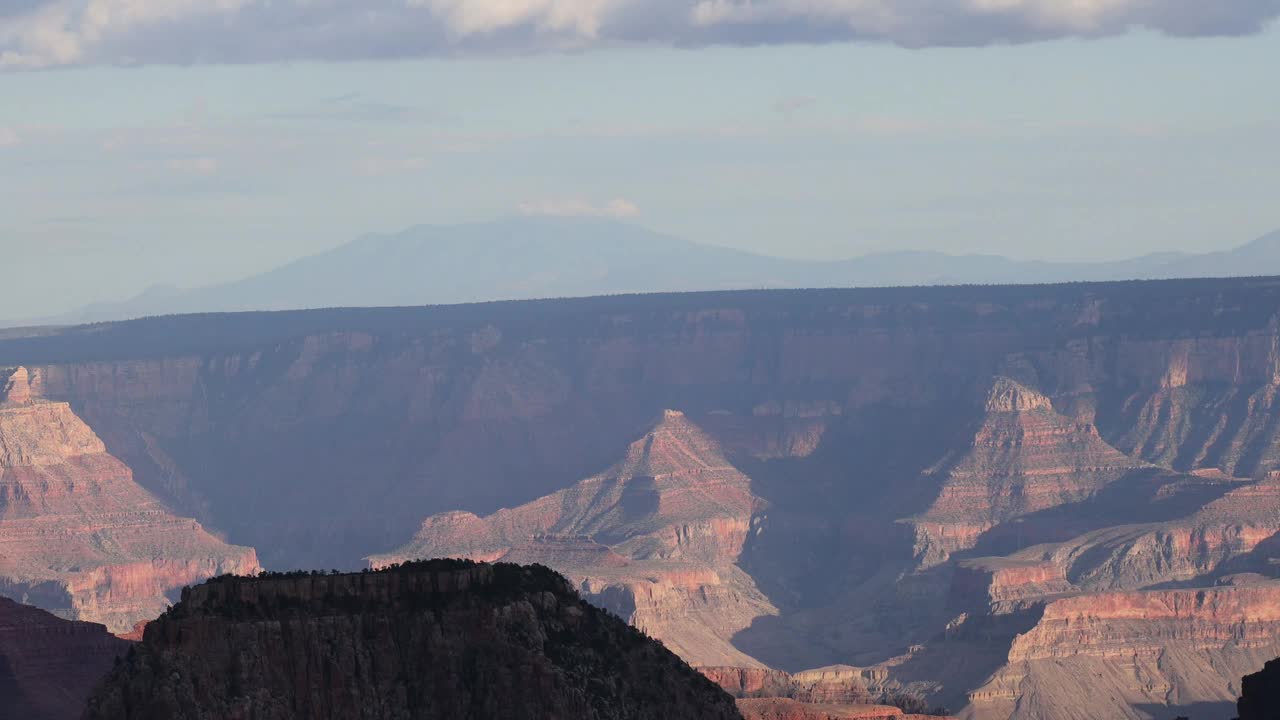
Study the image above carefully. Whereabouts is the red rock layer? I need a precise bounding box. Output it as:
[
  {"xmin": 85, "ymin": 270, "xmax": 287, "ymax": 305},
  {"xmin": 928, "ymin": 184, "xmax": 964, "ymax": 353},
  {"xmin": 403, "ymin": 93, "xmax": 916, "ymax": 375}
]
[
  {"xmin": 0, "ymin": 595, "xmax": 129, "ymax": 720},
  {"xmin": 737, "ymin": 698, "xmax": 907, "ymax": 720},
  {"xmin": 0, "ymin": 370, "xmax": 258, "ymax": 633},
  {"xmin": 371, "ymin": 410, "xmax": 775, "ymax": 666},
  {"xmin": 965, "ymin": 583, "xmax": 1280, "ymax": 720},
  {"xmin": 701, "ymin": 665, "xmax": 873, "ymax": 704},
  {"xmin": 1, "ymin": 366, "xmax": 32, "ymax": 406},
  {"xmin": 909, "ymin": 378, "xmax": 1148, "ymax": 567},
  {"xmin": 955, "ymin": 471, "xmax": 1280, "ymax": 607}
]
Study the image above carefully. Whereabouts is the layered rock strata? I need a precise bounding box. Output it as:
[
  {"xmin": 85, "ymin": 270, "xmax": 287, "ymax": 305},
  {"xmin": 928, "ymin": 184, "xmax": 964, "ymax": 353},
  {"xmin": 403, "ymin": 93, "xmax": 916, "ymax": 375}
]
[
  {"xmin": 83, "ymin": 560, "xmax": 743, "ymax": 720},
  {"xmin": 737, "ymin": 698, "xmax": 912, "ymax": 720},
  {"xmin": 964, "ymin": 583, "xmax": 1280, "ymax": 720},
  {"xmin": 371, "ymin": 410, "xmax": 775, "ymax": 667},
  {"xmin": 701, "ymin": 665, "xmax": 874, "ymax": 704},
  {"xmin": 0, "ymin": 367, "xmax": 258, "ymax": 632},
  {"xmin": 909, "ymin": 378, "xmax": 1149, "ymax": 568}
]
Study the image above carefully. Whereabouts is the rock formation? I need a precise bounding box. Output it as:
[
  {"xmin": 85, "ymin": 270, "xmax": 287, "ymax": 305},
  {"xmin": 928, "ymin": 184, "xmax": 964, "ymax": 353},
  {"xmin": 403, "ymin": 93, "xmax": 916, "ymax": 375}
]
[
  {"xmin": 0, "ymin": 595, "xmax": 128, "ymax": 720},
  {"xmin": 963, "ymin": 584, "xmax": 1280, "ymax": 720},
  {"xmin": 1238, "ymin": 657, "xmax": 1280, "ymax": 720},
  {"xmin": 369, "ymin": 410, "xmax": 776, "ymax": 667},
  {"xmin": 1, "ymin": 366, "xmax": 32, "ymax": 406},
  {"xmin": 701, "ymin": 666, "xmax": 873, "ymax": 705},
  {"xmin": 908, "ymin": 377, "xmax": 1150, "ymax": 568},
  {"xmin": 83, "ymin": 560, "xmax": 744, "ymax": 720},
  {"xmin": 0, "ymin": 369, "xmax": 258, "ymax": 632},
  {"xmin": 737, "ymin": 699, "xmax": 910, "ymax": 720}
]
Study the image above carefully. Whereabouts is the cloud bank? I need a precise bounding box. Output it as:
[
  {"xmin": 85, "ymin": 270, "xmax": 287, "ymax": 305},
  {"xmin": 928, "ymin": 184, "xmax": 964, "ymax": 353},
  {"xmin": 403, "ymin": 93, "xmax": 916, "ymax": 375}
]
[{"xmin": 1, "ymin": 0, "xmax": 1278, "ymax": 68}]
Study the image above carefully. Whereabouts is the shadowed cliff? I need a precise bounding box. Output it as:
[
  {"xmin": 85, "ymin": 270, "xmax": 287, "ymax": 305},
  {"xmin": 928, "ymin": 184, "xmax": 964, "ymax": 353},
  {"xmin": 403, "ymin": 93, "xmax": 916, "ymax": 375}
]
[{"xmin": 82, "ymin": 560, "xmax": 743, "ymax": 720}]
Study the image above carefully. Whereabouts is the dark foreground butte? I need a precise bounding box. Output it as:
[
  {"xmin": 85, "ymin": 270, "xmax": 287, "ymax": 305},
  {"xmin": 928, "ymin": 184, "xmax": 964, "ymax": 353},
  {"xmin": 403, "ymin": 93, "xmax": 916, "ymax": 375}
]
[{"xmin": 83, "ymin": 560, "xmax": 743, "ymax": 720}]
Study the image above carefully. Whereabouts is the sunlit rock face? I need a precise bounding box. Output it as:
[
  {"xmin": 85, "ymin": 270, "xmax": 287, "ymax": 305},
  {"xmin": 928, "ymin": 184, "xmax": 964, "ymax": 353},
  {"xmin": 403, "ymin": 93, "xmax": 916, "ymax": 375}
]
[
  {"xmin": 0, "ymin": 367, "xmax": 258, "ymax": 633},
  {"xmin": 907, "ymin": 377, "xmax": 1150, "ymax": 569},
  {"xmin": 370, "ymin": 410, "xmax": 776, "ymax": 667},
  {"xmin": 964, "ymin": 584, "xmax": 1280, "ymax": 720}
]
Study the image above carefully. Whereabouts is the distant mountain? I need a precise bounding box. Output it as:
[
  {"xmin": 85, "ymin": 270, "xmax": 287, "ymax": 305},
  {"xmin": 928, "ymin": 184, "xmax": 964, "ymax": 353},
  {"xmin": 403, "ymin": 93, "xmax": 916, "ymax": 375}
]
[{"xmin": 12, "ymin": 218, "xmax": 1280, "ymax": 326}]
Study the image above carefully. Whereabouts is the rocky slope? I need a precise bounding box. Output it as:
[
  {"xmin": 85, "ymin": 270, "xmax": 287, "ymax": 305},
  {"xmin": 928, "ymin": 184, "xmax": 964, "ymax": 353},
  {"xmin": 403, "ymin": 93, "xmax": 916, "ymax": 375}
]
[
  {"xmin": 83, "ymin": 560, "xmax": 743, "ymax": 720},
  {"xmin": 0, "ymin": 596, "xmax": 129, "ymax": 720},
  {"xmin": 0, "ymin": 366, "xmax": 259, "ymax": 633},
  {"xmin": 369, "ymin": 410, "xmax": 776, "ymax": 667}
]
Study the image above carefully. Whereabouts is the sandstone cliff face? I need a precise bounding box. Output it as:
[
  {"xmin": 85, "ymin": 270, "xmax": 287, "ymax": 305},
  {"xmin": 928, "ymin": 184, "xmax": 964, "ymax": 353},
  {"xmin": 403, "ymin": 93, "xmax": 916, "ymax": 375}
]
[
  {"xmin": 0, "ymin": 368, "xmax": 259, "ymax": 633},
  {"xmin": 909, "ymin": 378, "xmax": 1150, "ymax": 568},
  {"xmin": 0, "ymin": 596, "xmax": 128, "ymax": 720},
  {"xmin": 737, "ymin": 698, "xmax": 908, "ymax": 720},
  {"xmin": 83, "ymin": 560, "xmax": 743, "ymax": 720},
  {"xmin": 370, "ymin": 410, "xmax": 776, "ymax": 667},
  {"xmin": 963, "ymin": 584, "xmax": 1280, "ymax": 720},
  {"xmin": 701, "ymin": 665, "xmax": 873, "ymax": 704}
]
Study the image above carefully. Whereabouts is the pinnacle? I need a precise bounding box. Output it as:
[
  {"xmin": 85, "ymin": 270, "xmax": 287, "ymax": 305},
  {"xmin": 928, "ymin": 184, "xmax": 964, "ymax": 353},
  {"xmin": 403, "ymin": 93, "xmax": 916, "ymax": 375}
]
[
  {"xmin": 1, "ymin": 366, "xmax": 32, "ymax": 407},
  {"xmin": 984, "ymin": 376, "xmax": 1052, "ymax": 413}
]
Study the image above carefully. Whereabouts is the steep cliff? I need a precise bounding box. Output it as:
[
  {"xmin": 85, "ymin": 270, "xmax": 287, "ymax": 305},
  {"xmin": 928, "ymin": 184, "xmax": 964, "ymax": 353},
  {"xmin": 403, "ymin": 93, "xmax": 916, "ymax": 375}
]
[
  {"xmin": 369, "ymin": 410, "xmax": 776, "ymax": 667},
  {"xmin": 1238, "ymin": 657, "xmax": 1280, "ymax": 720},
  {"xmin": 0, "ymin": 367, "xmax": 259, "ymax": 633},
  {"xmin": 0, "ymin": 596, "xmax": 128, "ymax": 720},
  {"xmin": 83, "ymin": 560, "xmax": 743, "ymax": 720}
]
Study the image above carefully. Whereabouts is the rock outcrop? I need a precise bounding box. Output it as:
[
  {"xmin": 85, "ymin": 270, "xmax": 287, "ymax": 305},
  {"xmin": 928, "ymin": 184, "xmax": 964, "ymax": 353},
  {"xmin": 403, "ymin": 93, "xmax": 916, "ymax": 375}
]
[
  {"xmin": 701, "ymin": 665, "xmax": 874, "ymax": 704},
  {"xmin": 83, "ymin": 560, "xmax": 744, "ymax": 720},
  {"xmin": 0, "ymin": 595, "xmax": 128, "ymax": 720},
  {"xmin": 963, "ymin": 584, "xmax": 1280, "ymax": 720},
  {"xmin": 370, "ymin": 410, "xmax": 775, "ymax": 667},
  {"xmin": 1, "ymin": 366, "xmax": 32, "ymax": 406},
  {"xmin": 737, "ymin": 699, "xmax": 908, "ymax": 720},
  {"xmin": 0, "ymin": 371, "xmax": 258, "ymax": 632},
  {"xmin": 908, "ymin": 378, "xmax": 1150, "ymax": 568},
  {"xmin": 1238, "ymin": 657, "xmax": 1280, "ymax": 720}
]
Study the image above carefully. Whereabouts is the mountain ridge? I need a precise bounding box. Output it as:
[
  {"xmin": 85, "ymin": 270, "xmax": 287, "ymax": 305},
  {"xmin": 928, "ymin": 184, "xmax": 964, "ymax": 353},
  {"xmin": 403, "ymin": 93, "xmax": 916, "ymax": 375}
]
[{"xmin": 9, "ymin": 219, "xmax": 1279, "ymax": 328}]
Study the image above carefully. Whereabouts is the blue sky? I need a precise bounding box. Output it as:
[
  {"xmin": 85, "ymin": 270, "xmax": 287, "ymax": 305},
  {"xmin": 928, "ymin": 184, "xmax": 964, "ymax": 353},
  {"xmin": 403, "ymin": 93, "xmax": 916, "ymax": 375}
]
[{"xmin": 2, "ymin": 2, "xmax": 1279, "ymax": 315}]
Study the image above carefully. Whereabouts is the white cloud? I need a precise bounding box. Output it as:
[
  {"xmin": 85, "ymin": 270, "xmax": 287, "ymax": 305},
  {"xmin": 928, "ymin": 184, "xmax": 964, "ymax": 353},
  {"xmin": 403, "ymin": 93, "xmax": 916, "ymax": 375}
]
[
  {"xmin": 0, "ymin": 126, "xmax": 18, "ymax": 146},
  {"xmin": 0, "ymin": 0, "xmax": 1277, "ymax": 68},
  {"xmin": 518, "ymin": 197, "xmax": 640, "ymax": 218}
]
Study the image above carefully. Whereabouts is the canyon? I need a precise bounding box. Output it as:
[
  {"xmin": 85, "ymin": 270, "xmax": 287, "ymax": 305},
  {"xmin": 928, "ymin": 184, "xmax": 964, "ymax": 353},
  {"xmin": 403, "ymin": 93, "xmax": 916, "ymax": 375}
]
[{"xmin": 7, "ymin": 278, "xmax": 1280, "ymax": 717}]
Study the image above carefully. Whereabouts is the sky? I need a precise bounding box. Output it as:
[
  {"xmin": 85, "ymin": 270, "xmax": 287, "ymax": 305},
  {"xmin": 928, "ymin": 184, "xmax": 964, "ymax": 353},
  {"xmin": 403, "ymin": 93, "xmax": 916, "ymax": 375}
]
[{"xmin": 2, "ymin": 1, "xmax": 1279, "ymax": 317}]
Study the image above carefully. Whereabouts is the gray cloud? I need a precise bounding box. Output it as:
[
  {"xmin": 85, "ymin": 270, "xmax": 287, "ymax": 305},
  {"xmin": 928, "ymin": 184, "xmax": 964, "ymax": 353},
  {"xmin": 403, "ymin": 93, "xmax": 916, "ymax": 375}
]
[{"xmin": 1, "ymin": 0, "xmax": 1278, "ymax": 69}]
